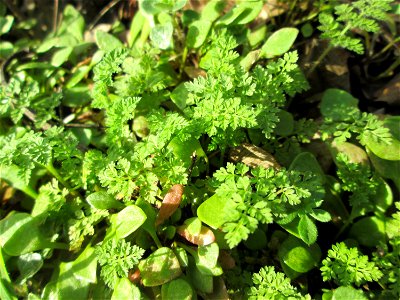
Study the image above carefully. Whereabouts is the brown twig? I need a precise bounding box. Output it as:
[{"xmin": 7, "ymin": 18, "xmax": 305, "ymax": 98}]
[
  {"xmin": 88, "ymin": 0, "xmax": 123, "ymax": 31},
  {"xmin": 53, "ymin": 0, "xmax": 59, "ymax": 33}
]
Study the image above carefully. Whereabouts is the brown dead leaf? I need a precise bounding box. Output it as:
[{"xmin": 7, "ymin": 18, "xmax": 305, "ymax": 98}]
[
  {"xmin": 177, "ymin": 224, "xmax": 215, "ymax": 246},
  {"xmin": 218, "ymin": 250, "xmax": 236, "ymax": 270},
  {"xmin": 229, "ymin": 143, "xmax": 281, "ymax": 170},
  {"xmin": 155, "ymin": 184, "xmax": 184, "ymax": 227},
  {"xmin": 374, "ymin": 74, "xmax": 400, "ymax": 106}
]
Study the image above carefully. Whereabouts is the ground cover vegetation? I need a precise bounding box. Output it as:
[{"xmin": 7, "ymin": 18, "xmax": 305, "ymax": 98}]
[{"xmin": 0, "ymin": 0, "xmax": 399, "ymax": 299}]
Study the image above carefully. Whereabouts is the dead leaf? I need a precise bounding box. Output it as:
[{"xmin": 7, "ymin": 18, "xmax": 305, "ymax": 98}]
[
  {"xmin": 155, "ymin": 184, "xmax": 184, "ymax": 226},
  {"xmin": 229, "ymin": 143, "xmax": 281, "ymax": 170},
  {"xmin": 177, "ymin": 225, "xmax": 215, "ymax": 246},
  {"xmin": 374, "ymin": 74, "xmax": 400, "ymax": 106},
  {"xmin": 218, "ymin": 250, "xmax": 236, "ymax": 270}
]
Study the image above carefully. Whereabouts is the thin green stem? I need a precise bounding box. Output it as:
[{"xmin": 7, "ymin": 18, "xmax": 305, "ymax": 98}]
[
  {"xmin": 179, "ymin": 47, "xmax": 188, "ymax": 78},
  {"xmin": 45, "ymin": 162, "xmax": 79, "ymax": 198},
  {"xmin": 307, "ymin": 44, "xmax": 333, "ymax": 76},
  {"xmin": 371, "ymin": 36, "xmax": 400, "ymax": 60},
  {"xmin": 176, "ymin": 242, "xmax": 196, "ymax": 257},
  {"xmin": 375, "ymin": 56, "xmax": 400, "ymax": 79},
  {"xmin": 149, "ymin": 230, "xmax": 163, "ymax": 249},
  {"xmin": 20, "ymin": 185, "xmax": 38, "ymax": 199},
  {"xmin": 307, "ymin": 23, "xmax": 352, "ymax": 76},
  {"xmin": 335, "ymin": 213, "xmax": 354, "ymax": 240},
  {"xmin": 51, "ymin": 242, "xmax": 69, "ymax": 250}
]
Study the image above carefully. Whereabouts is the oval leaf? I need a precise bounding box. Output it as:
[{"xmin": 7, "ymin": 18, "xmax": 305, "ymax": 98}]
[
  {"xmin": 261, "ymin": 28, "xmax": 299, "ymax": 58},
  {"xmin": 0, "ymin": 213, "xmax": 53, "ymax": 256},
  {"xmin": 197, "ymin": 194, "xmax": 231, "ymax": 229},
  {"xmin": 95, "ymin": 30, "xmax": 123, "ymax": 52},
  {"xmin": 150, "ymin": 23, "xmax": 173, "ymax": 50},
  {"xmin": 278, "ymin": 236, "xmax": 321, "ymax": 273},
  {"xmin": 112, "ymin": 278, "xmax": 141, "ymax": 300},
  {"xmin": 298, "ymin": 215, "xmax": 317, "ymax": 245},
  {"xmin": 139, "ymin": 247, "xmax": 182, "ymax": 286},
  {"xmin": 365, "ymin": 133, "xmax": 400, "ymax": 161},
  {"xmin": 156, "ymin": 184, "xmax": 184, "ymax": 226},
  {"xmin": 161, "ymin": 279, "xmax": 193, "ymax": 300},
  {"xmin": 86, "ymin": 191, "xmax": 124, "ymax": 210},
  {"xmin": 112, "ymin": 205, "xmax": 147, "ymax": 239},
  {"xmin": 320, "ymin": 89, "xmax": 359, "ymax": 121},
  {"xmin": 349, "ymin": 216, "xmax": 386, "ymax": 247},
  {"xmin": 186, "ymin": 20, "xmax": 212, "ymax": 49}
]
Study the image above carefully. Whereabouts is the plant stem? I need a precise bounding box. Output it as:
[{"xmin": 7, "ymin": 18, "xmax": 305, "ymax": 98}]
[
  {"xmin": 176, "ymin": 242, "xmax": 196, "ymax": 257},
  {"xmin": 335, "ymin": 213, "xmax": 354, "ymax": 240},
  {"xmin": 45, "ymin": 163, "xmax": 79, "ymax": 197},
  {"xmin": 307, "ymin": 23, "xmax": 352, "ymax": 76},
  {"xmin": 307, "ymin": 44, "xmax": 333, "ymax": 76},
  {"xmin": 148, "ymin": 230, "xmax": 163, "ymax": 249},
  {"xmin": 51, "ymin": 242, "xmax": 69, "ymax": 250},
  {"xmin": 20, "ymin": 185, "xmax": 38, "ymax": 200},
  {"xmin": 179, "ymin": 46, "xmax": 188, "ymax": 77}
]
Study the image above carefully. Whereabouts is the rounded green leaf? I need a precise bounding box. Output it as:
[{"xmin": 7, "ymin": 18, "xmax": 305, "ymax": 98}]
[
  {"xmin": 332, "ymin": 286, "xmax": 367, "ymax": 300},
  {"xmin": 384, "ymin": 116, "xmax": 400, "ymax": 139},
  {"xmin": 248, "ymin": 25, "xmax": 267, "ymax": 47},
  {"xmin": 168, "ymin": 136, "xmax": 206, "ymax": 167},
  {"xmin": 150, "ymin": 22, "xmax": 173, "ymax": 50},
  {"xmin": 289, "ymin": 152, "xmax": 325, "ymax": 183},
  {"xmin": 51, "ymin": 47, "xmax": 73, "ymax": 67},
  {"xmin": 0, "ymin": 15, "xmax": 14, "ymax": 35},
  {"xmin": 368, "ymin": 149, "xmax": 400, "ymax": 190},
  {"xmin": 349, "ymin": 216, "xmax": 386, "ymax": 247},
  {"xmin": 186, "ymin": 20, "xmax": 212, "ymax": 49},
  {"xmin": 330, "ymin": 141, "xmax": 369, "ymax": 165},
  {"xmin": 161, "ymin": 278, "xmax": 193, "ymax": 300},
  {"xmin": 260, "ymin": 28, "xmax": 299, "ymax": 58},
  {"xmin": 17, "ymin": 253, "xmax": 43, "ymax": 284},
  {"xmin": 0, "ymin": 213, "xmax": 53, "ymax": 256},
  {"xmin": 56, "ymin": 246, "xmax": 97, "ymax": 300},
  {"xmin": 320, "ymin": 89, "xmax": 359, "ymax": 121},
  {"xmin": 86, "ymin": 191, "xmax": 124, "ymax": 210},
  {"xmin": 170, "ymin": 83, "xmax": 189, "ymax": 110},
  {"xmin": 95, "ymin": 30, "xmax": 123, "ymax": 52},
  {"xmin": 140, "ymin": 0, "xmax": 186, "ymax": 14},
  {"xmin": 310, "ymin": 209, "xmax": 331, "ymax": 223},
  {"xmin": 278, "ymin": 236, "xmax": 321, "ymax": 273},
  {"xmin": 0, "ymin": 41, "xmax": 14, "ymax": 59},
  {"xmin": 187, "ymin": 258, "xmax": 213, "ymax": 293},
  {"xmin": 274, "ymin": 110, "xmax": 294, "ymax": 137},
  {"xmin": 240, "ymin": 49, "xmax": 261, "ymax": 71},
  {"xmin": 111, "ymin": 205, "xmax": 147, "ymax": 239},
  {"xmin": 233, "ymin": 0, "xmax": 263, "ymax": 25},
  {"xmin": 197, "ymin": 194, "xmax": 232, "ymax": 229},
  {"xmin": 301, "ymin": 23, "xmax": 313, "ymax": 38},
  {"xmin": 111, "ymin": 278, "xmax": 141, "ymax": 300},
  {"xmin": 138, "ymin": 247, "xmax": 182, "ymax": 286},
  {"xmin": 365, "ymin": 133, "xmax": 400, "ymax": 161},
  {"xmin": 195, "ymin": 243, "xmax": 222, "ymax": 276},
  {"xmin": 373, "ymin": 178, "xmax": 393, "ymax": 216},
  {"xmin": 201, "ymin": 0, "xmax": 226, "ymax": 22}
]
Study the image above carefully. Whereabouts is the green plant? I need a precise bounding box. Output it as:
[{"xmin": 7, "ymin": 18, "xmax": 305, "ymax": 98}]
[
  {"xmin": 0, "ymin": 0, "xmax": 399, "ymax": 299},
  {"xmin": 321, "ymin": 242, "xmax": 383, "ymax": 286},
  {"xmin": 309, "ymin": 0, "xmax": 394, "ymax": 74},
  {"xmin": 96, "ymin": 238, "xmax": 145, "ymax": 288},
  {"xmin": 248, "ymin": 266, "xmax": 311, "ymax": 299}
]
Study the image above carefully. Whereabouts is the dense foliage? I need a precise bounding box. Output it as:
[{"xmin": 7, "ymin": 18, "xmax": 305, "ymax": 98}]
[{"xmin": 0, "ymin": 0, "xmax": 399, "ymax": 299}]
